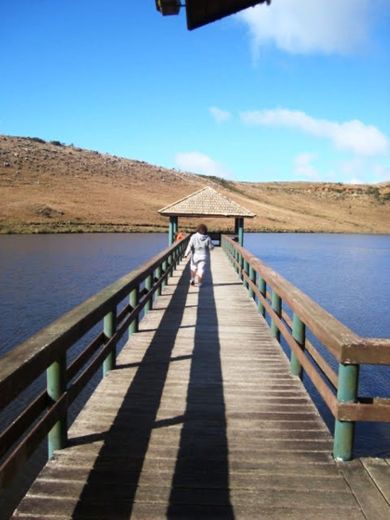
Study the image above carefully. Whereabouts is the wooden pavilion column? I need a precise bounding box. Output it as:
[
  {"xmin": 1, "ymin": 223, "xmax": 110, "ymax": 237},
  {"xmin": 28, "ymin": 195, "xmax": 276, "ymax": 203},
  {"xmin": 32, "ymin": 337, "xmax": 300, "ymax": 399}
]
[
  {"xmin": 169, "ymin": 216, "xmax": 178, "ymax": 245},
  {"xmin": 235, "ymin": 217, "xmax": 244, "ymax": 246}
]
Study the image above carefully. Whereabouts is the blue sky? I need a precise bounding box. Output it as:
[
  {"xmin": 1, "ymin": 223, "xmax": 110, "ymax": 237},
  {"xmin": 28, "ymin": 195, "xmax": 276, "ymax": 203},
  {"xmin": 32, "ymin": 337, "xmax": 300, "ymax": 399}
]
[{"xmin": 1, "ymin": 0, "xmax": 389, "ymax": 184}]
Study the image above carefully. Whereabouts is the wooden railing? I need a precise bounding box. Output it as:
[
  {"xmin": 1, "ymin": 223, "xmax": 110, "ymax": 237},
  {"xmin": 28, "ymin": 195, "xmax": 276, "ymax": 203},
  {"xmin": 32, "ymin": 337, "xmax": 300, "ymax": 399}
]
[
  {"xmin": 0, "ymin": 236, "xmax": 189, "ymax": 490},
  {"xmin": 222, "ymin": 235, "xmax": 390, "ymax": 461}
]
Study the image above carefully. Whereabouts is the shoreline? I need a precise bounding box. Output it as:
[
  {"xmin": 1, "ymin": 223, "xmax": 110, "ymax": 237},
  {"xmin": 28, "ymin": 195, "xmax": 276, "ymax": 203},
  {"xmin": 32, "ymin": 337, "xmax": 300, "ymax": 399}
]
[{"xmin": 1, "ymin": 224, "xmax": 389, "ymax": 236}]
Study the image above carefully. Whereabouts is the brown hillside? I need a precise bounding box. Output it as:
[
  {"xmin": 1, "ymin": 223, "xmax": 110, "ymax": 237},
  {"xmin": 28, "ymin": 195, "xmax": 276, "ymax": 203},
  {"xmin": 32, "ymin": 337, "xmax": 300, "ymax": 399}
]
[{"xmin": 0, "ymin": 135, "xmax": 389, "ymax": 234}]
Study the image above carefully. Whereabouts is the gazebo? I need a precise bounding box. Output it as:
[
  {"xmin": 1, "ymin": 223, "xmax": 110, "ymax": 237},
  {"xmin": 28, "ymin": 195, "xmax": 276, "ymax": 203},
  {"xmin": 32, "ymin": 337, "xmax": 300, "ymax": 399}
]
[{"xmin": 158, "ymin": 186, "xmax": 255, "ymax": 246}]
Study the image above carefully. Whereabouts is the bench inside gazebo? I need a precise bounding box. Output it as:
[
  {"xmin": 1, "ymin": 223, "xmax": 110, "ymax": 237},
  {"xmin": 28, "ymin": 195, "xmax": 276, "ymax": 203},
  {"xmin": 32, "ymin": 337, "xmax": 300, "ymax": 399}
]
[{"xmin": 158, "ymin": 186, "xmax": 255, "ymax": 245}]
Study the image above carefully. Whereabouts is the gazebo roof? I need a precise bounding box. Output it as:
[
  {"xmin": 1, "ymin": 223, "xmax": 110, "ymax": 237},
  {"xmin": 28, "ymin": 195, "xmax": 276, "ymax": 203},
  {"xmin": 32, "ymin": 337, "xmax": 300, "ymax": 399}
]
[{"xmin": 158, "ymin": 186, "xmax": 255, "ymax": 218}]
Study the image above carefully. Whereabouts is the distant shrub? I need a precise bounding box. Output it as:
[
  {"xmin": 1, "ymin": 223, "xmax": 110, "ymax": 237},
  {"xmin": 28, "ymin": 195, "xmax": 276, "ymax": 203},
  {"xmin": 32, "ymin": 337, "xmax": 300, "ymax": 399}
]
[
  {"xmin": 29, "ymin": 137, "xmax": 46, "ymax": 144},
  {"xmin": 367, "ymin": 186, "xmax": 380, "ymax": 200},
  {"xmin": 50, "ymin": 140, "xmax": 64, "ymax": 147}
]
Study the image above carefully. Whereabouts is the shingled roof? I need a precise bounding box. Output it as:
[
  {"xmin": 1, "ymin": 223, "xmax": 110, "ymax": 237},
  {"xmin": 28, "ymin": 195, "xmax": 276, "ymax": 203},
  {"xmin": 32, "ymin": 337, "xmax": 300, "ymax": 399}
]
[{"xmin": 158, "ymin": 186, "xmax": 255, "ymax": 218}]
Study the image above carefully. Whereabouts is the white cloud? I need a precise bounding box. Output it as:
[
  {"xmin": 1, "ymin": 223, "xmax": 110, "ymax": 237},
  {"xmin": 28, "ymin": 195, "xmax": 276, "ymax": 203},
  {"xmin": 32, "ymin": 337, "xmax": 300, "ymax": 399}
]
[
  {"xmin": 209, "ymin": 107, "xmax": 231, "ymax": 123},
  {"xmin": 175, "ymin": 151, "xmax": 232, "ymax": 178},
  {"xmin": 347, "ymin": 177, "xmax": 365, "ymax": 185},
  {"xmin": 240, "ymin": 108, "xmax": 389, "ymax": 156},
  {"xmin": 294, "ymin": 153, "xmax": 320, "ymax": 180},
  {"xmin": 238, "ymin": 0, "xmax": 377, "ymax": 55},
  {"xmin": 292, "ymin": 155, "xmax": 390, "ymax": 184},
  {"xmin": 293, "ymin": 152, "xmax": 338, "ymax": 181},
  {"xmin": 372, "ymin": 163, "xmax": 390, "ymax": 182},
  {"xmin": 341, "ymin": 159, "xmax": 390, "ymax": 184}
]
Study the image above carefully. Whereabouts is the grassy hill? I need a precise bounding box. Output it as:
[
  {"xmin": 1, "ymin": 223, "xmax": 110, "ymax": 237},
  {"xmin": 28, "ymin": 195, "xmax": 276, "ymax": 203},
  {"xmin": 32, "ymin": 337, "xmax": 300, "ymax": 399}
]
[{"xmin": 1, "ymin": 135, "xmax": 389, "ymax": 234}]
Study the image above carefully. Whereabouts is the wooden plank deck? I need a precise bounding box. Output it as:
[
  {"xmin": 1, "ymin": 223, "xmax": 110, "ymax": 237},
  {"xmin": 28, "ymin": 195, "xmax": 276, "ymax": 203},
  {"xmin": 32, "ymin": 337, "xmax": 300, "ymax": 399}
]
[{"xmin": 12, "ymin": 249, "xmax": 390, "ymax": 519}]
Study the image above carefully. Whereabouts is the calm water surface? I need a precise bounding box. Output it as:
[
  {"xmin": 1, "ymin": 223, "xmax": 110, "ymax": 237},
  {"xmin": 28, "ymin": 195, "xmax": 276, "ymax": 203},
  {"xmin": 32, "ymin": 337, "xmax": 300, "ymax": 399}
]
[
  {"xmin": 247, "ymin": 233, "xmax": 390, "ymax": 456},
  {"xmin": 0, "ymin": 232, "xmax": 389, "ymax": 458},
  {"xmin": 0, "ymin": 233, "xmax": 167, "ymax": 354}
]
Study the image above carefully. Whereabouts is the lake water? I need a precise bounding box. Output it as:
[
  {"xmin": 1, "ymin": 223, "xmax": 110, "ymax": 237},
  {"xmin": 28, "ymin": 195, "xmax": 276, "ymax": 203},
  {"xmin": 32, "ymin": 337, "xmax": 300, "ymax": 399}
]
[
  {"xmin": 0, "ymin": 233, "xmax": 168, "ymax": 355},
  {"xmin": 245, "ymin": 233, "xmax": 390, "ymax": 457},
  {"xmin": 1, "ymin": 233, "xmax": 389, "ymax": 457}
]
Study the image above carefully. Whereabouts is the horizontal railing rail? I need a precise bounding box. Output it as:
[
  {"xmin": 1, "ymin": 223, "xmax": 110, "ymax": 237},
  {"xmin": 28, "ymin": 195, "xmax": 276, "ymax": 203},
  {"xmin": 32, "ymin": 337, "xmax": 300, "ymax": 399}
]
[
  {"xmin": 0, "ymin": 235, "xmax": 189, "ymax": 490},
  {"xmin": 222, "ymin": 235, "xmax": 390, "ymax": 461}
]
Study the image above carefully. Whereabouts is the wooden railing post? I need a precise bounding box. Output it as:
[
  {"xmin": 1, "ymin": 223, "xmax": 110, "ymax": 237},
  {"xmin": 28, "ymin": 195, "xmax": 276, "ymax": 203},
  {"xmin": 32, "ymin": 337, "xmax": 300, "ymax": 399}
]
[
  {"xmin": 258, "ymin": 277, "xmax": 266, "ymax": 317},
  {"xmin": 145, "ymin": 273, "xmax": 153, "ymax": 312},
  {"xmin": 169, "ymin": 253, "xmax": 174, "ymax": 276},
  {"xmin": 47, "ymin": 354, "xmax": 67, "ymax": 458},
  {"xmin": 243, "ymin": 259, "xmax": 249, "ymax": 289},
  {"xmin": 129, "ymin": 286, "xmax": 139, "ymax": 335},
  {"xmin": 103, "ymin": 308, "xmax": 117, "ymax": 376},
  {"xmin": 162, "ymin": 259, "xmax": 167, "ymax": 287},
  {"xmin": 291, "ymin": 313, "xmax": 305, "ymax": 378},
  {"xmin": 333, "ymin": 363, "xmax": 359, "ymax": 461},
  {"xmin": 249, "ymin": 265, "xmax": 256, "ymax": 300},
  {"xmin": 271, "ymin": 291, "xmax": 281, "ymax": 341},
  {"xmin": 157, "ymin": 264, "xmax": 163, "ymax": 296}
]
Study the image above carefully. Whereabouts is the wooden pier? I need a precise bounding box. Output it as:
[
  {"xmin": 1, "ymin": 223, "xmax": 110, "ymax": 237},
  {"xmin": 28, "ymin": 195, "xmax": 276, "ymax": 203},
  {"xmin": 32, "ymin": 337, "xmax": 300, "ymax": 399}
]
[{"xmin": 10, "ymin": 248, "xmax": 390, "ymax": 519}]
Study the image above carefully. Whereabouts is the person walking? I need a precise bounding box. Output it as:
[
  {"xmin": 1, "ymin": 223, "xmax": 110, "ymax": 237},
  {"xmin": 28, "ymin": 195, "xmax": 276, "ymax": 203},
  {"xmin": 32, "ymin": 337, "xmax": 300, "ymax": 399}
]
[{"xmin": 184, "ymin": 224, "xmax": 214, "ymax": 287}]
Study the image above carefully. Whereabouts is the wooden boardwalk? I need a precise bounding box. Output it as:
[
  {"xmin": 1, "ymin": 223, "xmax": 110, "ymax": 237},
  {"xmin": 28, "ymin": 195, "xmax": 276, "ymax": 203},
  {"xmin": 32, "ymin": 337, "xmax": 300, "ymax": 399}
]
[{"xmin": 12, "ymin": 249, "xmax": 390, "ymax": 519}]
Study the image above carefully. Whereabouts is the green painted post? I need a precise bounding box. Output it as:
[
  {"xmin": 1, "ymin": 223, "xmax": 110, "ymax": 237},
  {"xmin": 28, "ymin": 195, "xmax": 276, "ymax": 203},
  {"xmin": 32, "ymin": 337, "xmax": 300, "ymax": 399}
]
[
  {"xmin": 152, "ymin": 268, "xmax": 157, "ymax": 303},
  {"xmin": 239, "ymin": 253, "xmax": 244, "ymax": 281},
  {"xmin": 291, "ymin": 313, "xmax": 305, "ymax": 378},
  {"xmin": 162, "ymin": 259, "xmax": 167, "ymax": 288},
  {"xmin": 145, "ymin": 273, "xmax": 153, "ymax": 312},
  {"xmin": 249, "ymin": 265, "xmax": 256, "ymax": 299},
  {"xmin": 238, "ymin": 218, "xmax": 244, "ymax": 246},
  {"xmin": 103, "ymin": 309, "xmax": 117, "ymax": 376},
  {"xmin": 169, "ymin": 253, "xmax": 174, "ymax": 277},
  {"xmin": 258, "ymin": 277, "xmax": 266, "ymax": 316},
  {"xmin": 129, "ymin": 286, "xmax": 139, "ymax": 335},
  {"xmin": 169, "ymin": 216, "xmax": 176, "ymax": 245},
  {"xmin": 157, "ymin": 264, "xmax": 163, "ymax": 296},
  {"xmin": 47, "ymin": 354, "xmax": 67, "ymax": 458},
  {"xmin": 174, "ymin": 216, "xmax": 178, "ymax": 241},
  {"xmin": 271, "ymin": 291, "xmax": 281, "ymax": 341},
  {"xmin": 243, "ymin": 260, "xmax": 249, "ymax": 289},
  {"xmin": 333, "ymin": 364, "xmax": 359, "ymax": 461}
]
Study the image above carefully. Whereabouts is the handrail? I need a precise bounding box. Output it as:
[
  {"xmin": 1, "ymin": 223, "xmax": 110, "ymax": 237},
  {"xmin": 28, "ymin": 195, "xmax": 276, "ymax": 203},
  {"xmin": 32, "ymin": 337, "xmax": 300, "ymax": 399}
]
[
  {"xmin": 222, "ymin": 234, "xmax": 390, "ymax": 461},
  {"xmin": 0, "ymin": 235, "xmax": 189, "ymax": 490}
]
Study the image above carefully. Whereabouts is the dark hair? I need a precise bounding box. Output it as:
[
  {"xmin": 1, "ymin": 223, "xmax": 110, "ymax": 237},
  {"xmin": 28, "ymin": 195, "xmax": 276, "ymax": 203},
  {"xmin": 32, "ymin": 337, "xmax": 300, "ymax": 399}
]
[{"xmin": 196, "ymin": 223, "xmax": 208, "ymax": 234}]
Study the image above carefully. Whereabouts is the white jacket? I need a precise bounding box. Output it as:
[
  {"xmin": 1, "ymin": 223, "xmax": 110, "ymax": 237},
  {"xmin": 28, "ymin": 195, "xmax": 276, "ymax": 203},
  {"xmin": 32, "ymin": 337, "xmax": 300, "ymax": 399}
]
[{"xmin": 185, "ymin": 232, "xmax": 213, "ymax": 260}]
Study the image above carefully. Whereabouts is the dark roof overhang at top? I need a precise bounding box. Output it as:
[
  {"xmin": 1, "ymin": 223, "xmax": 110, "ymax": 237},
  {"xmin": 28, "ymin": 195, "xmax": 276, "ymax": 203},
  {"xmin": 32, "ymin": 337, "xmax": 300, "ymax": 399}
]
[
  {"xmin": 156, "ymin": 0, "xmax": 271, "ymax": 30},
  {"xmin": 186, "ymin": 0, "xmax": 271, "ymax": 30}
]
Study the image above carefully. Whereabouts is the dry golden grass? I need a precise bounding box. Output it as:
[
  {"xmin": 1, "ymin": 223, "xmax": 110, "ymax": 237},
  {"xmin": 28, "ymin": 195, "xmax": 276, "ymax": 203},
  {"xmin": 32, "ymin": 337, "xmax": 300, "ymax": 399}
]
[{"xmin": 1, "ymin": 135, "xmax": 389, "ymax": 234}]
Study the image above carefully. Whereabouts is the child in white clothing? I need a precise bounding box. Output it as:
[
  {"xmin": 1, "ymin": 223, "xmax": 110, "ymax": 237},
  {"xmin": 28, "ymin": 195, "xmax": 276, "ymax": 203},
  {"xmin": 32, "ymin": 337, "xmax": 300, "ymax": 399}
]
[{"xmin": 184, "ymin": 224, "xmax": 214, "ymax": 287}]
